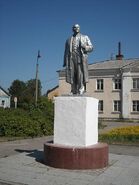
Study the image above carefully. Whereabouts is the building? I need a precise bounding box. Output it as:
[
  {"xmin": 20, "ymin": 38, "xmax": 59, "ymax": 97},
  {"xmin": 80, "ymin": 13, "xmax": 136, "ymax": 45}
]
[
  {"xmin": 47, "ymin": 85, "xmax": 59, "ymax": 100},
  {"xmin": 57, "ymin": 43, "xmax": 139, "ymax": 120},
  {"xmin": 0, "ymin": 86, "xmax": 11, "ymax": 108}
]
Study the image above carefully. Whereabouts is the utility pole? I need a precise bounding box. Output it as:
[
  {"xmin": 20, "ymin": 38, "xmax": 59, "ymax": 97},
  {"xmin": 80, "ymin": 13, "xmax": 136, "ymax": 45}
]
[{"xmin": 35, "ymin": 50, "xmax": 41, "ymax": 106}]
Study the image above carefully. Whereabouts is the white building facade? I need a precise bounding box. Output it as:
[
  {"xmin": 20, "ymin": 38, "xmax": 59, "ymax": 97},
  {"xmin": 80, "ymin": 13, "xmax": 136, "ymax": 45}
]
[{"xmin": 0, "ymin": 86, "xmax": 11, "ymax": 108}]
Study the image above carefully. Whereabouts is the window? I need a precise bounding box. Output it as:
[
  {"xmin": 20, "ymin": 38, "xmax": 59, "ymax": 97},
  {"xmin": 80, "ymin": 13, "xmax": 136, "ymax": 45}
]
[
  {"xmin": 133, "ymin": 78, "xmax": 139, "ymax": 89},
  {"xmin": 114, "ymin": 79, "xmax": 121, "ymax": 90},
  {"xmin": 97, "ymin": 79, "xmax": 103, "ymax": 90},
  {"xmin": 132, "ymin": 101, "xmax": 139, "ymax": 112},
  {"xmin": 113, "ymin": 101, "xmax": 121, "ymax": 112},
  {"xmin": 1, "ymin": 100, "xmax": 5, "ymax": 106},
  {"xmin": 98, "ymin": 100, "xmax": 103, "ymax": 111}
]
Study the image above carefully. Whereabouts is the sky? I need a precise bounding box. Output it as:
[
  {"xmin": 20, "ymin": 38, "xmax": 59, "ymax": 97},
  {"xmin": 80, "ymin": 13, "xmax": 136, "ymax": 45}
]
[{"xmin": 0, "ymin": 0, "xmax": 139, "ymax": 94}]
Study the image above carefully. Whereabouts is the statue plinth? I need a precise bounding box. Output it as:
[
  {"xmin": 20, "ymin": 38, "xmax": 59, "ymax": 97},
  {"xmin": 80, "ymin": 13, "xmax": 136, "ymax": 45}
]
[
  {"xmin": 54, "ymin": 96, "xmax": 98, "ymax": 146},
  {"xmin": 44, "ymin": 96, "xmax": 108, "ymax": 169}
]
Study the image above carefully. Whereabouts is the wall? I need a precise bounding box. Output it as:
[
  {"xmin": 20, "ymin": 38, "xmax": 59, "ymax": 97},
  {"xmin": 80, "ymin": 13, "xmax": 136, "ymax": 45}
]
[
  {"xmin": 0, "ymin": 88, "xmax": 10, "ymax": 108},
  {"xmin": 58, "ymin": 66, "xmax": 139, "ymax": 120}
]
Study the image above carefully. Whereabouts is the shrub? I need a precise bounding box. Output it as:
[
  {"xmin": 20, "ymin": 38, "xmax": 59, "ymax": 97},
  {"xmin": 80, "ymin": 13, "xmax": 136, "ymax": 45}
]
[
  {"xmin": 0, "ymin": 97, "xmax": 54, "ymax": 137},
  {"xmin": 99, "ymin": 126, "xmax": 139, "ymax": 143}
]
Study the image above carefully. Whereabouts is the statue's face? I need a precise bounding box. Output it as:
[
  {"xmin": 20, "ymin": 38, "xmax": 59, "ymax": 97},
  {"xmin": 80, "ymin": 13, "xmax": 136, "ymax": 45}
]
[{"xmin": 72, "ymin": 24, "xmax": 80, "ymax": 34}]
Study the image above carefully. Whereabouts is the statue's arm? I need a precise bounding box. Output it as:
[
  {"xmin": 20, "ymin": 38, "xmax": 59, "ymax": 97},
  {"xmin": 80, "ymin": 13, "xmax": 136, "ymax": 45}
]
[
  {"xmin": 82, "ymin": 36, "xmax": 93, "ymax": 53},
  {"xmin": 85, "ymin": 36, "xmax": 93, "ymax": 52}
]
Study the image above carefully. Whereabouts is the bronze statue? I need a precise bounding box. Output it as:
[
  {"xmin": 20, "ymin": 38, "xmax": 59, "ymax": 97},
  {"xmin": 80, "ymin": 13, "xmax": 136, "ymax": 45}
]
[{"xmin": 63, "ymin": 24, "xmax": 93, "ymax": 95}]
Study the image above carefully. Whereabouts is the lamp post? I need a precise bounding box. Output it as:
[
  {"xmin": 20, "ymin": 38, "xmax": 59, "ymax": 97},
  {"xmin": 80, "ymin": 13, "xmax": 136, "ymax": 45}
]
[{"xmin": 35, "ymin": 50, "xmax": 41, "ymax": 106}]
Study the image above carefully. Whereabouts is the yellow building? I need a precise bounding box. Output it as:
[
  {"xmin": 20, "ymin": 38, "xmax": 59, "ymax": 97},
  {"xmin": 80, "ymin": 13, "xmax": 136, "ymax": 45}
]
[{"xmin": 47, "ymin": 85, "xmax": 59, "ymax": 101}]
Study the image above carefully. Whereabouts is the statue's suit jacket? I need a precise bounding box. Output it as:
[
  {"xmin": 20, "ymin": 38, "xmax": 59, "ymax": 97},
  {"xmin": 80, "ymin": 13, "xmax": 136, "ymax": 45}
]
[{"xmin": 63, "ymin": 33, "xmax": 93, "ymax": 84}]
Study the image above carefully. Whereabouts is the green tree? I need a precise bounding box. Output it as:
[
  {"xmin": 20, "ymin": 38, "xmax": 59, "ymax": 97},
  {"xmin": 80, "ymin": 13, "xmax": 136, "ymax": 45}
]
[
  {"xmin": 8, "ymin": 79, "xmax": 42, "ymax": 107},
  {"xmin": 8, "ymin": 79, "xmax": 26, "ymax": 106},
  {"xmin": 23, "ymin": 79, "xmax": 42, "ymax": 104},
  {"xmin": 8, "ymin": 79, "xmax": 26, "ymax": 96}
]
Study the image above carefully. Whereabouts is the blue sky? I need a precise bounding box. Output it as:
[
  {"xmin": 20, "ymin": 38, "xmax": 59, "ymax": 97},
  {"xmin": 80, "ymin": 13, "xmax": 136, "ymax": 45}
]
[{"xmin": 0, "ymin": 0, "xmax": 139, "ymax": 94}]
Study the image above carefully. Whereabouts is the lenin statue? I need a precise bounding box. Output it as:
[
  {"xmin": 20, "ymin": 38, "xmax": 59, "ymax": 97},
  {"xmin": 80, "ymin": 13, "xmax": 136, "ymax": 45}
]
[{"xmin": 63, "ymin": 24, "xmax": 93, "ymax": 95}]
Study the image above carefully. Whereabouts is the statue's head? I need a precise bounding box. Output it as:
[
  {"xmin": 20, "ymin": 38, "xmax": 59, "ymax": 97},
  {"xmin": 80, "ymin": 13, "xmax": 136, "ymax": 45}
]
[{"xmin": 72, "ymin": 24, "xmax": 80, "ymax": 34}]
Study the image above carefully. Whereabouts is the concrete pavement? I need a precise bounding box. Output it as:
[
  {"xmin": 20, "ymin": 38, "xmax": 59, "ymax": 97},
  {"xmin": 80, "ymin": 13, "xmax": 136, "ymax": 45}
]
[
  {"xmin": 0, "ymin": 135, "xmax": 139, "ymax": 158},
  {"xmin": 0, "ymin": 150, "xmax": 139, "ymax": 185},
  {"xmin": 0, "ymin": 136, "xmax": 53, "ymax": 158},
  {"xmin": 0, "ymin": 136, "xmax": 139, "ymax": 185}
]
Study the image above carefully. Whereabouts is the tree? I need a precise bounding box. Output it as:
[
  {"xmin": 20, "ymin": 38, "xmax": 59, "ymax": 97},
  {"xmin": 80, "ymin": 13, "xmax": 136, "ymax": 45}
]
[
  {"xmin": 8, "ymin": 80, "xmax": 26, "ymax": 106},
  {"xmin": 23, "ymin": 79, "xmax": 42, "ymax": 104},
  {"xmin": 8, "ymin": 80, "xmax": 26, "ymax": 96},
  {"xmin": 8, "ymin": 79, "xmax": 42, "ymax": 107}
]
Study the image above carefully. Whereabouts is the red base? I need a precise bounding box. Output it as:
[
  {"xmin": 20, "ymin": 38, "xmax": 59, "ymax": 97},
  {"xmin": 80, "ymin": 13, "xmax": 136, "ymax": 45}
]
[{"xmin": 44, "ymin": 141, "xmax": 108, "ymax": 169}]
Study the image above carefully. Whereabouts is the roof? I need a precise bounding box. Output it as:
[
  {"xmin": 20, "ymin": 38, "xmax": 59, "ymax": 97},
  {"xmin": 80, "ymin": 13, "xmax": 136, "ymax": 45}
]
[
  {"xmin": 0, "ymin": 86, "xmax": 10, "ymax": 96},
  {"xmin": 46, "ymin": 85, "xmax": 59, "ymax": 95},
  {"xmin": 88, "ymin": 58, "xmax": 139, "ymax": 70}
]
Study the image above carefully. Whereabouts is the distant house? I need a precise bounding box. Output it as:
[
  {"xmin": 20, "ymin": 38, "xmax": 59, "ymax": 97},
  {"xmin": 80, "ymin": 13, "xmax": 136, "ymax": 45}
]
[
  {"xmin": 0, "ymin": 86, "xmax": 11, "ymax": 108},
  {"xmin": 47, "ymin": 85, "xmax": 59, "ymax": 100}
]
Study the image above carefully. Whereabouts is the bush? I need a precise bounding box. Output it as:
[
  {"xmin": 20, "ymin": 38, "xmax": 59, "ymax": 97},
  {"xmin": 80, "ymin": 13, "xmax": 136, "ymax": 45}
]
[
  {"xmin": 99, "ymin": 126, "xmax": 139, "ymax": 143},
  {"xmin": 0, "ymin": 97, "xmax": 54, "ymax": 137}
]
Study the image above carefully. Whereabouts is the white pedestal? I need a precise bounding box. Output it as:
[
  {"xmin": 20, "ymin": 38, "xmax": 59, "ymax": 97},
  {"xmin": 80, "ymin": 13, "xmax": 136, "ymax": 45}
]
[{"xmin": 54, "ymin": 96, "xmax": 99, "ymax": 146}]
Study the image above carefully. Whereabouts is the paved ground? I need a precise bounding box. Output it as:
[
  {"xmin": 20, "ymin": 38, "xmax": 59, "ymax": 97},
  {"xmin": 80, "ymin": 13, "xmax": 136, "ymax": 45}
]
[
  {"xmin": 0, "ymin": 122, "xmax": 139, "ymax": 185},
  {"xmin": 0, "ymin": 136, "xmax": 139, "ymax": 158},
  {"xmin": 0, "ymin": 136, "xmax": 53, "ymax": 158},
  {"xmin": 0, "ymin": 151, "xmax": 139, "ymax": 185},
  {"xmin": 0, "ymin": 135, "xmax": 139, "ymax": 185}
]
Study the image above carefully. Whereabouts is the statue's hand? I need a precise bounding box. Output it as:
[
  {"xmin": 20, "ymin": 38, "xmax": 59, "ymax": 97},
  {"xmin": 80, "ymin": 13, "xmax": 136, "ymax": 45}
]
[{"xmin": 81, "ymin": 43, "xmax": 86, "ymax": 49}]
